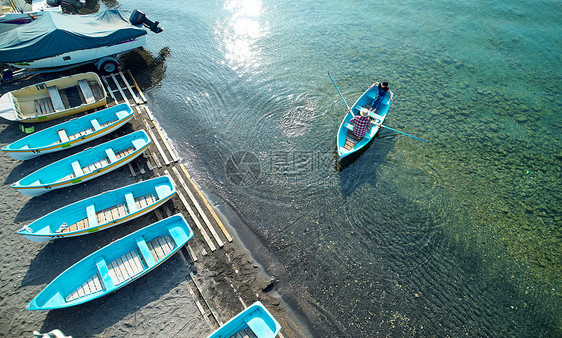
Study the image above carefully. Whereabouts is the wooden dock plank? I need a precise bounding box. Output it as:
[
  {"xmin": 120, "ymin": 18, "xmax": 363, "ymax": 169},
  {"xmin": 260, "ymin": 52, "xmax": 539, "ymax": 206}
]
[
  {"xmin": 172, "ymin": 166, "xmax": 224, "ymax": 247},
  {"xmin": 173, "ymin": 183, "xmax": 216, "ymax": 252},
  {"xmin": 110, "ymin": 73, "xmax": 130, "ymax": 104},
  {"xmin": 142, "ymin": 119, "xmax": 170, "ymax": 165},
  {"xmin": 180, "ymin": 163, "xmax": 233, "ymax": 242},
  {"xmin": 126, "ymin": 70, "xmax": 147, "ymax": 103},
  {"xmin": 145, "ymin": 106, "xmax": 180, "ymax": 162},
  {"xmin": 101, "ymin": 75, "xmax": 118, "ymax": 102},
  {"xmin": 118, "ymin": 71, "xmax": 142, "ymax": 105}
]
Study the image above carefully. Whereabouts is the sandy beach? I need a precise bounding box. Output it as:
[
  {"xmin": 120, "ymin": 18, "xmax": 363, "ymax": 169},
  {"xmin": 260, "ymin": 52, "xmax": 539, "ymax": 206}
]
[{"xmin": 0, "ymin": 72, "xmax": 310, "ymax": 337}]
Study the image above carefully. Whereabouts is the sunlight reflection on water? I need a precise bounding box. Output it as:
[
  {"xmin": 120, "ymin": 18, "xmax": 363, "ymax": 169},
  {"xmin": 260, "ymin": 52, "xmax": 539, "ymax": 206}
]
[{"xmin": 219, "ymin": 0, "xmax": 269, "ymax": 70}]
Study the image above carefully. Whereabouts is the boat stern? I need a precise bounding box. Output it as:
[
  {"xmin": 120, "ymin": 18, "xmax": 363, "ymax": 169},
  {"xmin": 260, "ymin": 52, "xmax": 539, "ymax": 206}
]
[{"xmin": 0, "ymin": 92, "xmax": 17, "ymax": 121}]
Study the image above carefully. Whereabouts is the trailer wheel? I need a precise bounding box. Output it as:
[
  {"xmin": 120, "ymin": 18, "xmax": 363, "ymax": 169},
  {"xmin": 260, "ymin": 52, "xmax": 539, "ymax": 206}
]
[{"xmin": 99, "ymin": 59, "xmax": 119, "ymax": 74}]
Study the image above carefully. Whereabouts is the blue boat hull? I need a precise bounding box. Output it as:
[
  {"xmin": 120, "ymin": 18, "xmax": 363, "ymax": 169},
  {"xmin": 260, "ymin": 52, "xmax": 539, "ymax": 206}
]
[
  {"xmin": 11, "ymin": 130, "xmax": 151, "ymax": 197},
  {"xmin": 17, "ymin": 176, "xmax": 176, "ymax": 242},
  {"xmin": 336, "ymin": 85, "xmax": 392, "ymax": 160},
  {"xmin": 27, "ymin": 214, "xmax": 193, "ymax": 310},
  {"xmin": 207, "ymin": 301, "xmax": 281, "ymax": 338},
  {"xmin": 2, "ymin": 103, "xmax": 134, "ymax": 160}
]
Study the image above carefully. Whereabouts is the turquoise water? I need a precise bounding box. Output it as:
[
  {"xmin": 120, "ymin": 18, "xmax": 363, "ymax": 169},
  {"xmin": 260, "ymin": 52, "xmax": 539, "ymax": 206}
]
[{"xmin": 110, "ymin": 0, "xmax": 560, "ymax": 335}]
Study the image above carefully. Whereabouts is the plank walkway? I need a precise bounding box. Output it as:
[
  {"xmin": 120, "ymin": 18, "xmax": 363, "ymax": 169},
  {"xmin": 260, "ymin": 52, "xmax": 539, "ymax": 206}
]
[
  {"xmin": 101, "ymin": 71, "xmax": 232, "ymax": 253},
  {"xmin": 99, "ymin": 71, "xmax": 260, "ymax": 335}
]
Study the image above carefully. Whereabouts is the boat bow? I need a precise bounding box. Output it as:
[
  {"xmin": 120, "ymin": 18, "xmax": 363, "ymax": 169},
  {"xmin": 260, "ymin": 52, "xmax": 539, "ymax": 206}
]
[{"xmin": 0, "ymin": 93, "xmax": 16, "ymax": 121}]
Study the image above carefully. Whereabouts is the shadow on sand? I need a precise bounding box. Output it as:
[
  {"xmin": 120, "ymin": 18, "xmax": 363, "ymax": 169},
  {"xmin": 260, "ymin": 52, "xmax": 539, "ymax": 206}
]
[{"xmin": 22, "ymin": 206, "xmax": 197, "ymax": 336}]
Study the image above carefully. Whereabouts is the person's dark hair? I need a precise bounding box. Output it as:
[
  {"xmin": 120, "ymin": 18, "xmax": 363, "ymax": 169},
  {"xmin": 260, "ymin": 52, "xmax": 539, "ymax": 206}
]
[{"xmin": 382, "ymin": 81, "xmax": 389, "ymax": 87}]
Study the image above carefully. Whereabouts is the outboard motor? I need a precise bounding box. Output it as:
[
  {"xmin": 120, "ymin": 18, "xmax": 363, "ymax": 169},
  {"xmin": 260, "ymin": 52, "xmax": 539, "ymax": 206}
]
[{"xmin": 130, "ymin": 9, "xmax": 163, "ymax": 34}]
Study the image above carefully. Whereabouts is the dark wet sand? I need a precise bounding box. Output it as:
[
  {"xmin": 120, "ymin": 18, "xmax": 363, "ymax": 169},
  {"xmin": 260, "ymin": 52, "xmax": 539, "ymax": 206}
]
[{"xmin": 0, "ymin": 73, "xmax": 310, "ymax": 337}]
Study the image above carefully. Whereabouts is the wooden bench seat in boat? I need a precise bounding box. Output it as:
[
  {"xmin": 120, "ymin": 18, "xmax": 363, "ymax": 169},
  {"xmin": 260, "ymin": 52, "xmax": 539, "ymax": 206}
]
[
  {"xmin": 47, "ymin": 86, "xmax": 65, "ymax": 111},
  {"xmin": 90, "ymin": 119, "xmax": 101, "ymax": 131},
  {"xmin": 134, "ymin": 193, "xmax": 157, "ymax": 210},
  {"xmin": 106, "ymin": 248, "xmax": 146, "ymax": 286},
  {"xmin": 81, "ymin": 157, "xmax": 109, "ymax": 174},
  {"xmin": 105, "ymin": 148, "xmax": 118, "ymax": 163},
  {"xmin": 96, "ymin": 203, "xmax": 128, "ymax": 224},
  {"xmin": 34, "ymin": 97, "xmax": 54, "ymax": 116},
  {"xmin": 71, "ymin": 161, "xmax": 84, "ymax": 177},
  {"xmin": 78, "ymin": 79, "xmax": 96, "ymax": 104},
  {"xmin": 246, "ymin": 316, "xmax": 274, "ymax": 337},
  {"xmin": 343, "ymin": 122, "xmax": 354, "ymax": 131},
  {"xmin": 58, "ymin": 129, "xmax": 69, "ymax": 143},
  {"xmin": 146, "ymin": 235, "xmax": 175, "ymax": 263},
  {"xmin": 68, "ymin": 127, "xmax": 95, "ymax": 141},
  {"xmin": 125, "ymin": 192, "xmax": 137, "ymax": 214}
]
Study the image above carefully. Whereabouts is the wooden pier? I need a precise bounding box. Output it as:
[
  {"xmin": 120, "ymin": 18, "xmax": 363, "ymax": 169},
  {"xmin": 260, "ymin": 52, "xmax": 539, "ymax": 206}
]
[{"xmin": 99, "ymin": 71, "xmax": 270, "ymax": 335}]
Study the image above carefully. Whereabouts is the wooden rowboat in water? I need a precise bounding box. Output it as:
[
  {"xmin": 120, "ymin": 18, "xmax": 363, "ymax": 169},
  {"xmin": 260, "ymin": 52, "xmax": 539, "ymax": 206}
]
[
  {"xmin": 17, "ymin": 175, "xmax": 176, "ymax": 242},
  {"xmin": 27, "ymin": 214, "xmax": 193, "ymax": 310},
  {"xmin": 2, "ymin": 103, "xmax": 134, "ymax": 160},
  {"xmin": 11, "ymin": 130, "xmax": 151, "ymax": 197},
  {"xmin": 336, "ymin": 86, "xmax": 393, "ymax": 160}
]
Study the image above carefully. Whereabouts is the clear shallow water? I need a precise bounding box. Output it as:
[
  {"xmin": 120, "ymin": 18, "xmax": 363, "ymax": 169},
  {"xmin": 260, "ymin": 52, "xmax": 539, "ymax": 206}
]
[{"xmin": 107, "ymin": 0, "xmax": 560, "ymax": 336}]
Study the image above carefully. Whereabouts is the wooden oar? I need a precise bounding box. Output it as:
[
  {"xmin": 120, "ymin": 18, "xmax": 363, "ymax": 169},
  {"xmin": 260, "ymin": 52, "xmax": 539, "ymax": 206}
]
[
  {"xmin": 327, "ymin": 72, "xmax": 354, "ymax": 115},
  {"xmin": 373, "ymin": 122, "xmax": 429, "ymax": 143}
]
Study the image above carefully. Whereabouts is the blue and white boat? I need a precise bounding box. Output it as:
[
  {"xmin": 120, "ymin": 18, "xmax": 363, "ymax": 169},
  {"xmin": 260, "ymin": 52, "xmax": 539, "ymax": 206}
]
[
  {"xmin": 207, "ymin": 301, "xmax": 281, "ymax": 338},
  {"xmin": 336, "ymin": 86, "xmax": 393, "ymax": 160},
  {"xmin": 17, "ymin": 176, "xmax": 176, "ymax": 242},
  {"xmin": 27, "ymin": 214, "xmax": 193, "ymax": 310},
  {"xmin": 2, "ymin": 103, "xmax": 134, "ymax": 160},
  {"xmin": 12, "ymin": 130, "xmax": 151, "ymax": 197},
  {"xmin": 0, "ymin": 10, "xmax": 161, "ymax": 71}
]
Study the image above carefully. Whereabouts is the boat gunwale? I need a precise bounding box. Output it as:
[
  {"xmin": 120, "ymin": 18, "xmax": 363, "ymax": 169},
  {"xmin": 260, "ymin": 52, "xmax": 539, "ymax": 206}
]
[
  {"xmin": 2, "ymin": 105, "xmax": 134, "ymax": 156},
  {"xmin": 336, "ymin": 86, "xmax": 392, "ymax": 159},
  {"xmin": 26, "ymin": 214, "xmax": 193, "ymax": 310},
  {"xmin": 11, "ymin": 130, "xmax": 151, "ymax": 193},
  {"xmin": 10, "ymin": 72, "xmax": 108, "ymax": 123},
  {"xmin": 17, "ymin": 176, "xmax": 176, "ymax": 239}
]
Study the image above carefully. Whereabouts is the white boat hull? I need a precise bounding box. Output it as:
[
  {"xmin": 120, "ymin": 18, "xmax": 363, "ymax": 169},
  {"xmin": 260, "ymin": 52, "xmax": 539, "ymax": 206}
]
[
  {"xmin": 9, "ymin": 36, "xmax": 146, "ymax": 69},
  {"xmin": 14, "ymin": 150, "xmax": 146, "ymax": 197}
]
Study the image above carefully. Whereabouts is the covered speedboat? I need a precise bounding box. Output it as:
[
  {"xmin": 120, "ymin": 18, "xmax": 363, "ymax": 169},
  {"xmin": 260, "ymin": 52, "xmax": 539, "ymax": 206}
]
[
  {"xmin": 0, "ymin": 0, "xmax": 61, "ymax": 33},
  {"xmin": 0, "ymin": 9, "xmax": 161, "ymax": 71}
]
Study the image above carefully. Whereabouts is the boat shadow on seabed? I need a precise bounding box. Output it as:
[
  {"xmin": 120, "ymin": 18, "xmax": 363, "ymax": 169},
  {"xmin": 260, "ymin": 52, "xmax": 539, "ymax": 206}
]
[{"xmin": 336, "ymin": 129, "xmax": 396, "ymax": 198}]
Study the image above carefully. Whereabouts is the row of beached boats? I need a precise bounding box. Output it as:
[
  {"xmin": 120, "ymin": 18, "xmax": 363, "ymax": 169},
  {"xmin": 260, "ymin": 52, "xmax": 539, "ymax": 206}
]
[{"xmin": 1, "ymin": 72, "xmax": 281, "ymax": 337}]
